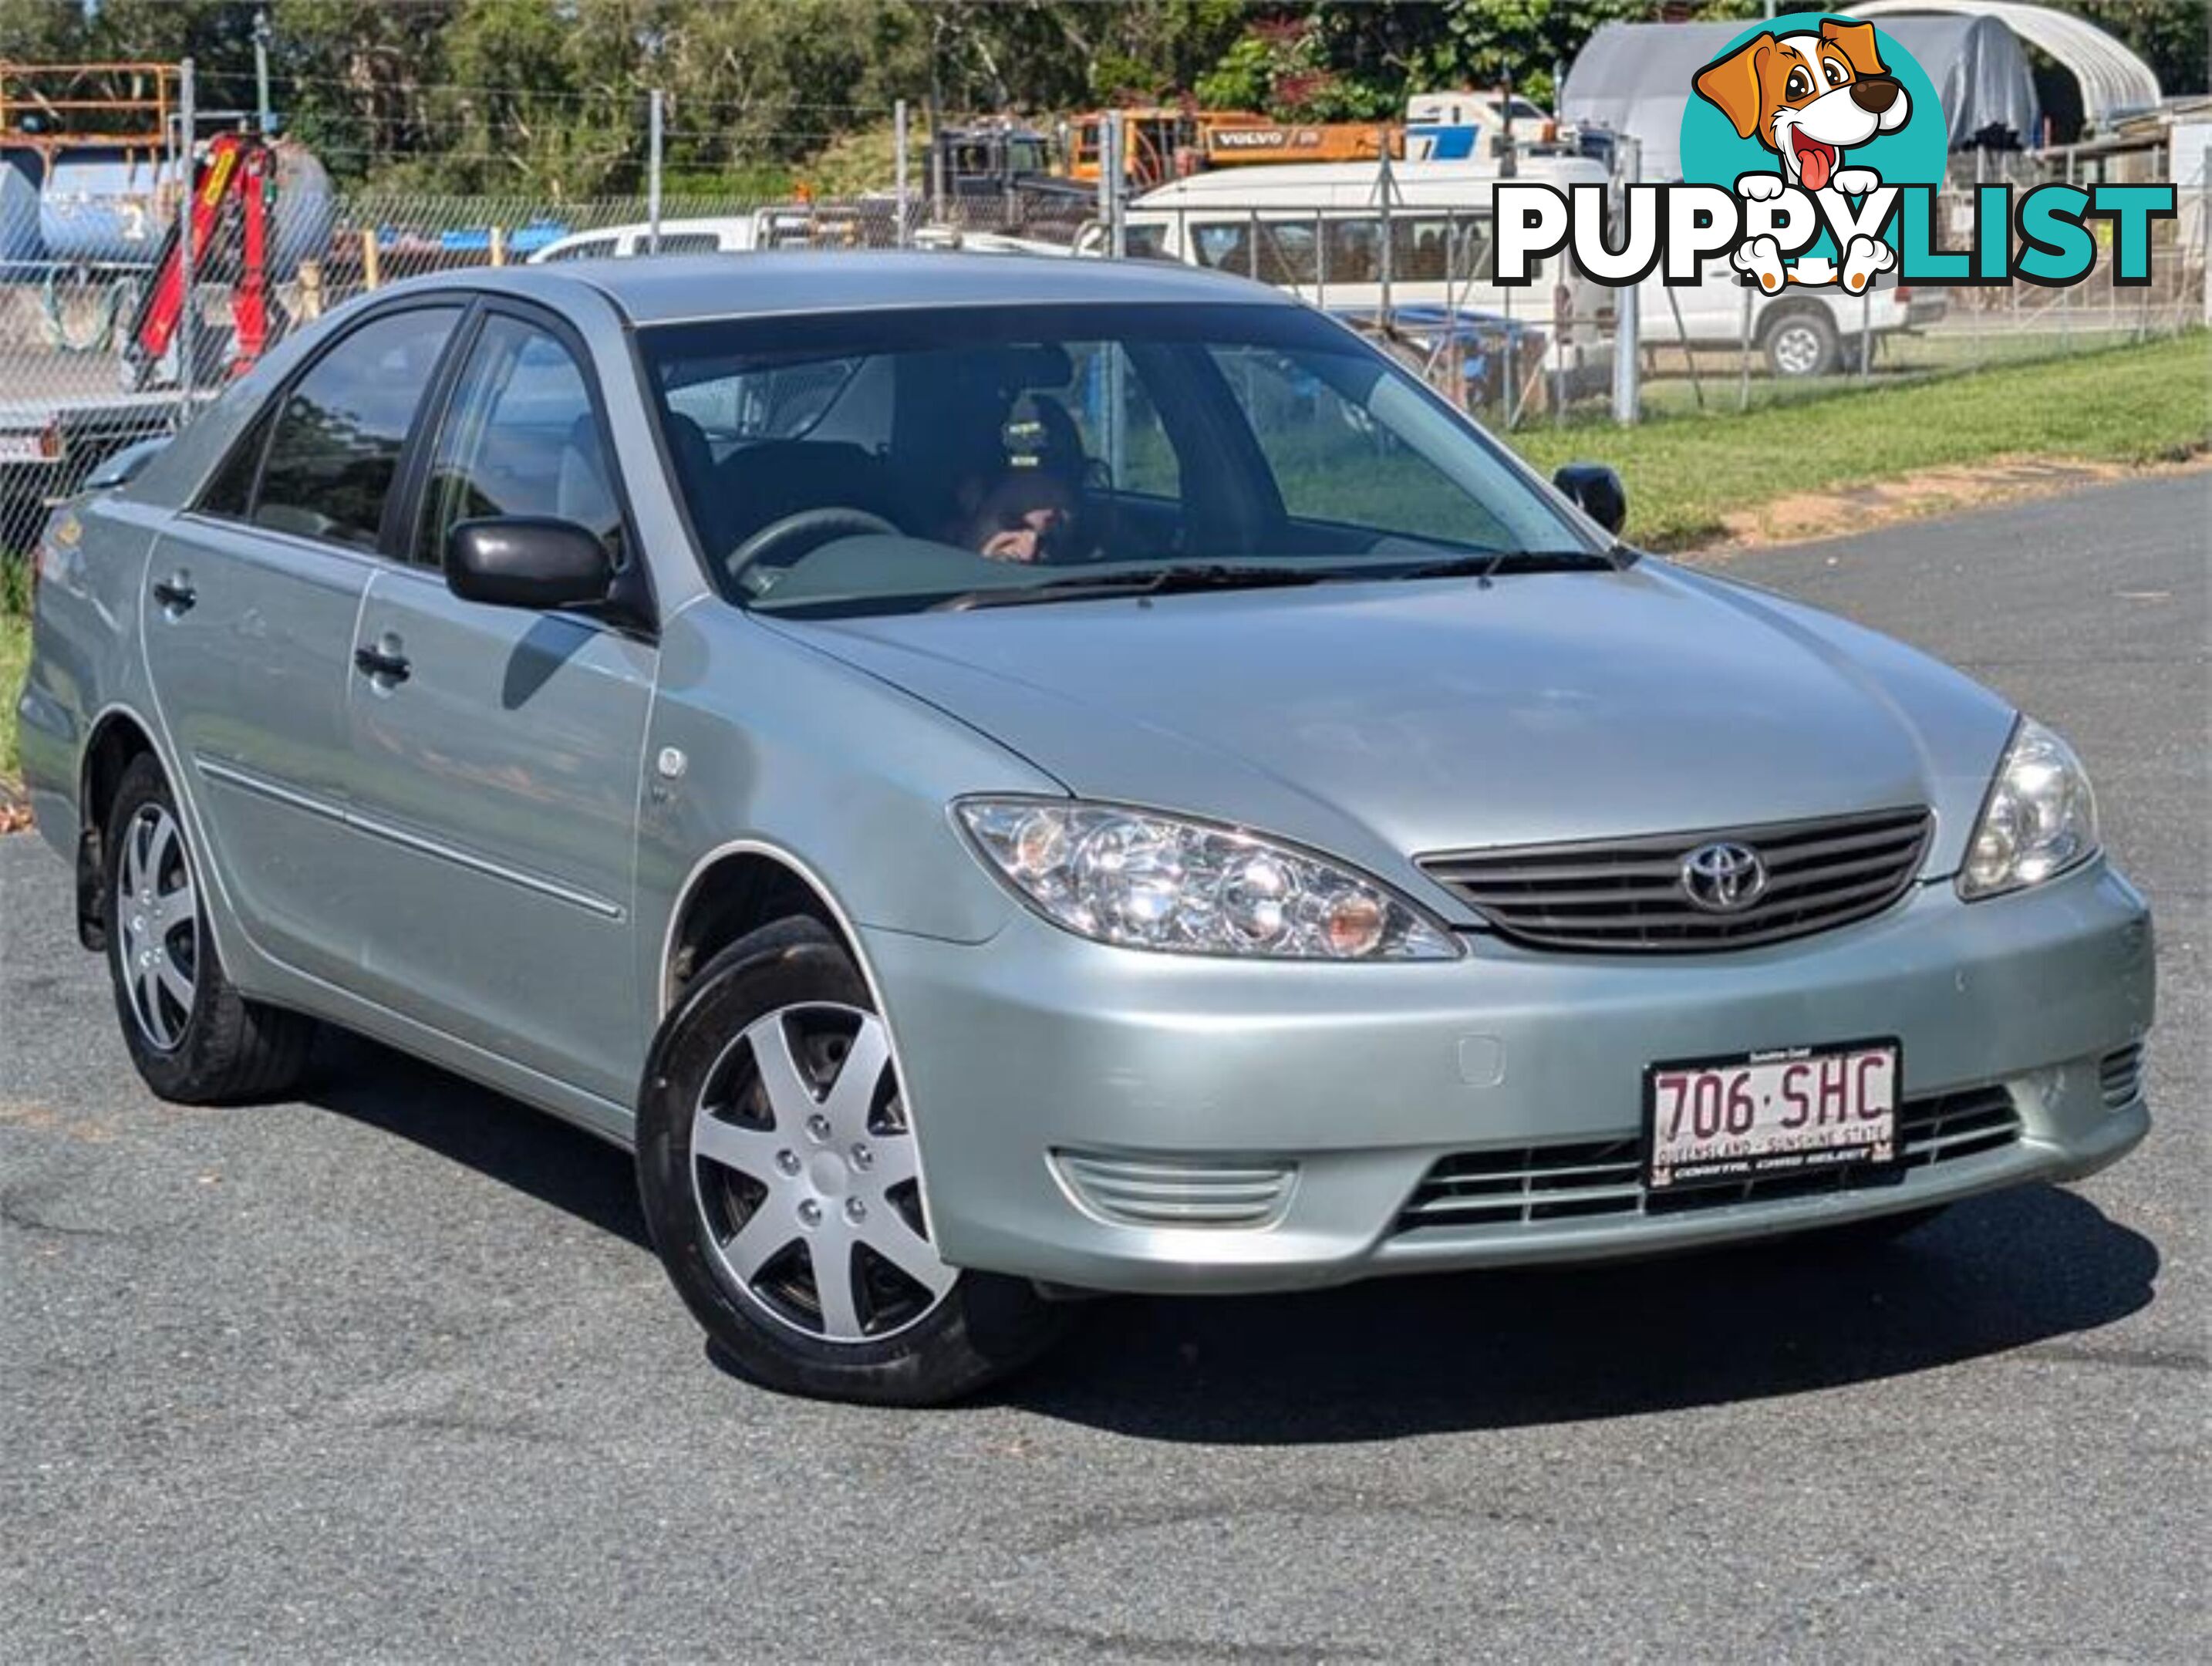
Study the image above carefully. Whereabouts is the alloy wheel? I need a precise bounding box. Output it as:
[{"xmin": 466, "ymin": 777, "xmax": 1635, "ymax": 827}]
[
  {"xmin": 1772, "ymin": 322, "xmax": 1825, "ymax": 376},
  {"xmin": 690, "ymin": 1002, "xmax": 956, "ymax": 1343},
  {"xmin": 117, "ymin": 803, "xmax": 199, "ymax": 1051}
]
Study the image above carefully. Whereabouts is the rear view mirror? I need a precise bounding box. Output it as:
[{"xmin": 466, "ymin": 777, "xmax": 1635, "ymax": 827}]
[
  {"xmin": 445, "ymin": 518, "xmax": 612, "ymax": 612},
  {"xmin": 1553, "ymin": 464, "xmax": 1627, "ymax": 536}
]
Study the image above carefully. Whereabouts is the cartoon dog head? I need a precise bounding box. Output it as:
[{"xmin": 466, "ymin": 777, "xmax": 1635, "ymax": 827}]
[{"xmin": 1693, "ymin": 19, "xmax": 1910, "ymax": 193}]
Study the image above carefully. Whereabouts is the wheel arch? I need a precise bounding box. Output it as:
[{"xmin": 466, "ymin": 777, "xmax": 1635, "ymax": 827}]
[
  {"xmin": 73, "ymin": 707, "xmax": 164, "ymax": 950},
  {"xmin": 1755, "ymin": 297, "xmax": 1838, "ymax": 342},
  {"xmin": 659, "ymin": 841, "xmax": 859, "ymax": 1017},
  {"xmin": 649, "ymin": 835, "xmax": 957, "ymax": 1302}
]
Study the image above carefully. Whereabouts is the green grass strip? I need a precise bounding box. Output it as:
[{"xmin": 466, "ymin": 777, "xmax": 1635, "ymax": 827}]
[{"xmin": 1510, "ymin": 332, "xmax": 2210, "ymax": 550}]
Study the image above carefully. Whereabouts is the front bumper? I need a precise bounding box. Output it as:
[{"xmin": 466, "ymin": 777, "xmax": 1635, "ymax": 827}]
[{"xmin": 867, "ymin": 859, "xmax": 2153, "ymax": 1295}]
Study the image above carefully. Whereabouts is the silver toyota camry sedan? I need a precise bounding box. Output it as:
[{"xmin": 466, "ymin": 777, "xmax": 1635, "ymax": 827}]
[{"xmin": 19, "ymin": 254, "xmax": 2153, "ymax": 1403}]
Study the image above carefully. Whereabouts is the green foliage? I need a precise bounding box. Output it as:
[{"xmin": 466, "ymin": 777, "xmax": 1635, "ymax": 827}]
[
  {"xmin": 0, "ymin": 0, "xmax": 2197, "ymax": 191},
  {"xmin": 1, "ymin": 591, "xmax": 25, "ymax": 778}
]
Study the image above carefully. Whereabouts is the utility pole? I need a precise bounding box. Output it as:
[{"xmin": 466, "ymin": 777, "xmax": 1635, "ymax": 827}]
[
  {"xmin": 252, "ymin": 7, "xmax": 273, "ymax": 133},
  {"xmin": 1497, "ymin": 73, "xmax": 1518, "ymax": 180},
  {"xmin": 893, "ymin": 99, "xmax": 909, "ymax": 247}
]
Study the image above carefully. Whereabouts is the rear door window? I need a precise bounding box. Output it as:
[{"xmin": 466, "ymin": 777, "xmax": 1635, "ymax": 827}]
[{"xmin": 251, "ymin": 307, "xmax": 461, "ymax": 551}]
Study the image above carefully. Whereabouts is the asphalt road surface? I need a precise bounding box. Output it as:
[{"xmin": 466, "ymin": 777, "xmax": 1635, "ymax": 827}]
[{"xmin": 5, "ymin": 474, "xmax": 2205, "ymax": 1662}]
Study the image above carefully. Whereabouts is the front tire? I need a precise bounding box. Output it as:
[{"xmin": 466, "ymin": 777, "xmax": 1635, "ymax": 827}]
[
  {"xmin": 635, "ymin": 916, "xmax": 1070, "ymax": 1405},
  {"xmin": 103, "ymin": 754, "xmax": 315, "ymax": 1102}
]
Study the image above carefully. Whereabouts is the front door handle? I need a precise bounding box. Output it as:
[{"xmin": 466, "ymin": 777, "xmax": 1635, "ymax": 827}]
[
  {"xmin": 353, "ymin": 644, "xmax": 411, "ymax": 683},
  {"xmin": 152, "ymin": 577, "xmax": 196, "ymax": 613}
]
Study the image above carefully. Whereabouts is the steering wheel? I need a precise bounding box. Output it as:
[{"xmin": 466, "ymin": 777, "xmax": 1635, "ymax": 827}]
[{"xmin": 727, "ymin": 507, "xmax": 902, "ymax": 591}]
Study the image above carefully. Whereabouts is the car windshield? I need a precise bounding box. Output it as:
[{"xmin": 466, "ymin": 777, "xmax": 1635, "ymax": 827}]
[{"xmin": 638, "ymin": 301, "xmax": 1597, "ymax": 616}]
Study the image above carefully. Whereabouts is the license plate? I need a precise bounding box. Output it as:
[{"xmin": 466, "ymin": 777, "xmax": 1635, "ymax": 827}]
[{"xmin": 1644, "ymin": 1040, "xmax": 1900, "ymax": 1190}]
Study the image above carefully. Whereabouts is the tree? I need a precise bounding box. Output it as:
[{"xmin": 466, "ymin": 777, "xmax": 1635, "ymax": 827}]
[{"xmin": 0, "ymin": 0, "xmax": 2193, "ymax": 194}]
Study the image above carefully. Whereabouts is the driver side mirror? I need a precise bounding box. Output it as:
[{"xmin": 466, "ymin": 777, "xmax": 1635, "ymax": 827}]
[
  {"xmin": 445, "ymin": 518, "xmax": 613, "ymax": 612},
  {"xmin": 1552, "ymin": 464, "xmax": 1627, "ymax": 536}
]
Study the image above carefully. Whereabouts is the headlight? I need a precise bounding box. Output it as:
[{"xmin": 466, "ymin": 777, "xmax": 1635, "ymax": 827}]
[
  {"xmin": 956, "ymin": 799, "xmax": 1459, "ymax": 959},
  {"xmin": 1958, "ymin": 717, "xmax": 2099, "ymax": 899}
]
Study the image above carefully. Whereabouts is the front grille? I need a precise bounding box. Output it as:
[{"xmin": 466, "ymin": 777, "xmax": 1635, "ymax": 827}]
[
  {"xmin": 1418, "ymin": 807, "xmax": 1934, "ymax": 953},
  {"xmin": 2099, "ymin": 1044, "xmax": 2146, "ymax": 1110},
  {"xmin": 1396, "ymin": 1084, "xmax": 2020, "ymax": 1234},
  {"xmin": 1052, "ymin": 1150, "xmax": 1296, "ymax": 1229}
]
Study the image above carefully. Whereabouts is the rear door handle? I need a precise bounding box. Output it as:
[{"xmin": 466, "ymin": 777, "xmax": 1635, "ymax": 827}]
[
  {"xmin": 152, "ymin": 577, "xmax": 196, "ymax": 613},
  {"xmin": 353, "ymin": 645, "xmax": 411, "ymax": 683}
]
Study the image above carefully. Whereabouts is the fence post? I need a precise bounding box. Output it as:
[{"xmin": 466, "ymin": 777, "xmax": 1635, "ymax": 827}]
[
  {"xmin": 1736, "ymin": 282, "xmax": 1753, "ymax": 412},
  {"xmin": 359, "ymin": 228, "xmax": 379, "ymax": 291},
  {"xmin": 646, "ymin": 89, "xmax": 664, "ymax": 255},
  {"xmin": 1502, "ymin": 276, "xmax": 1516, "ymax": 430},
  {"xmin": 1105, "ymin": 111, "xmax": 1126, "ymax": 258},
  {"xmin": 2200, "ymin": 145, "xmax": 2210, "ymax": 330},
  {"xmin": 1095, "ymin": 117, "xmax": 1115, "ymax": 249},
  {"xmin": 930, "ymin": 106, "xmax": 946, "ymax": 223},
  {"xmin": 1377, "ymin": 127, "xmax": 1394, "ymax": 331},
  {"xmin": 176, "ymin": 58, "xmax": 195, "ymax": 423},
  {"xmin": 893, "ymin": 99, "xmax": 909, "ymax": 248},
  {"xmin": 1665, "ymin": 279, "xmax": 1703, "ymax": 412},
  {"xmin": 1611, "ymin": 136, "xmax": 1640, "ymax": 424}
]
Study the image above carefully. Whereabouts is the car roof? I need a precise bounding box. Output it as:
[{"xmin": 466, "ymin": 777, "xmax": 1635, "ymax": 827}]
[{"xmin": 400, "ymin": 250, "xmax": 1286, "ymax": 325}]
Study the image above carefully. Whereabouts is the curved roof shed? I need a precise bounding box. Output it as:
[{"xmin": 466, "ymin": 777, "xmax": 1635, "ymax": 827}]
[
  {"xmin": 1560, "ymin": 10, "xmax": 2109, "ymax": 180},
  {"xmin": 1852, "ymin": 2, "xmax": 2163, "ymax": 133}
]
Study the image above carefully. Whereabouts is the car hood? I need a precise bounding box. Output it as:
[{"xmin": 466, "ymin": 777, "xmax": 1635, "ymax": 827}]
[{"xmin": 778, "ymin": 562, "xmax": 2015, "ymax": 906}]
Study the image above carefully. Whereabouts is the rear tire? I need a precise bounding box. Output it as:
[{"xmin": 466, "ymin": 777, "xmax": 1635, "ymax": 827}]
[
  {"xmin": 103, "ymin": 754, "xmax": 315, "ymax": 1103},
  {"xmin": 635, "ymin": 916, "xmax": 1071, "ymax": 1405},
  {"xmin": 1763, "ymin": 308, "xmax": 1839, "ymax": 378}
]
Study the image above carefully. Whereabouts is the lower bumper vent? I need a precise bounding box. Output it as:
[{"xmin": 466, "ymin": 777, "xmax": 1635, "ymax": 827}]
[
  {"xmin": 2099, "ymin": 1044, "xmax": 2146, "ymax": 1111},
  {"xmin": 1054, "ymin": 1150, "xmax": 1295, "ymax": 1229},
  {"xmin": 1398, "ymin": 1084, "xmax": 2021, "ymax": 1235}
]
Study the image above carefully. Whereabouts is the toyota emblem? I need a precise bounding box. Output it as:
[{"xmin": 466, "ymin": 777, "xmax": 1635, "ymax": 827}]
[{"xmin": 1679, "ymin": 841, "xmax": 1768, "ymax": 913}]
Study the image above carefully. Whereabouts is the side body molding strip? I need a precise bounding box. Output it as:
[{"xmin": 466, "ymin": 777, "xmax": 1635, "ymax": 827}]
[{"xmin": 195, "ymin": 754, "xmax": 626, "ymax": 920}]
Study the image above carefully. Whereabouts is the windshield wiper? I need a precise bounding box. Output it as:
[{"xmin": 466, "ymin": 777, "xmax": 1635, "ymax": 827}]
[
  {"xmin": 1399, "ymin": 547, "xmax": 1627, "ymax": 584},
  {"xmin": 934, "ymin": 564, "xmax": 1327, "ymax": 612}
]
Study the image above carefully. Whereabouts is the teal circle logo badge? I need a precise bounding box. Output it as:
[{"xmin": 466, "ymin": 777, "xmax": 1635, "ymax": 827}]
[{"xmin": 1683, "ymin": 13, "xmax": 1947, "ymax": 292}]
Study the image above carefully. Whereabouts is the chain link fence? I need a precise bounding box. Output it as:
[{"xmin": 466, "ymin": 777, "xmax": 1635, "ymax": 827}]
[
  {"xmin": 1626, "ymin": 147, "xmax": 2210, "ymax": 423},
  {"xmin": 3, "ymin": 123, "xmax": 2205, "ymax": 562}
]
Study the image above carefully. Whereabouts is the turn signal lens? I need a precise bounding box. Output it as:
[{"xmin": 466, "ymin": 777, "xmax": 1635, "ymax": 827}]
[{"xmin": 957, "ymin": 799, "xmax": 1459, "ymax": 960}]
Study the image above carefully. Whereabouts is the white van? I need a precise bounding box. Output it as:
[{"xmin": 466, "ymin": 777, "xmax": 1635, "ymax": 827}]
[{"xmin": 1081, "ymin": 157, "xmax": 1616, "ymax": 396}]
